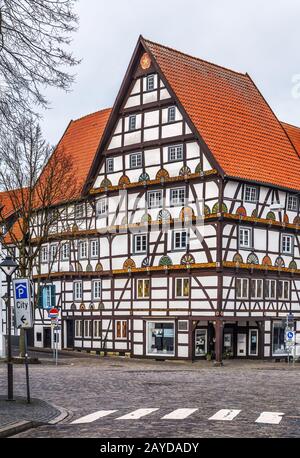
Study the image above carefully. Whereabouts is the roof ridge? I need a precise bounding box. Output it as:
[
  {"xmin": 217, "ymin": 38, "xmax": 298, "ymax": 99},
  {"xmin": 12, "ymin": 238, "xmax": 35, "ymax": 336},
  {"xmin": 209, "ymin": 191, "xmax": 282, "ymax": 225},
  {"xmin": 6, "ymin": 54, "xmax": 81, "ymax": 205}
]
[
  {"xmin": 72, "ymin": 107, "xmax": 112, "ymax": 124},
  {"xmin": 142, "ymin": 36, "xmax": 247, "ymax": 78}
]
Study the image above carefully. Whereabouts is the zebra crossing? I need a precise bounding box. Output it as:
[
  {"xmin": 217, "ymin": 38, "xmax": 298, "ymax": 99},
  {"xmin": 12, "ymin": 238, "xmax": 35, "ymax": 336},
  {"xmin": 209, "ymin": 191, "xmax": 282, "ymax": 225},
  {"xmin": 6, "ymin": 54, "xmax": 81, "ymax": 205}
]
[{"xmin": 70, "ymin": 408, "xmax": 286, "ymax": 425}]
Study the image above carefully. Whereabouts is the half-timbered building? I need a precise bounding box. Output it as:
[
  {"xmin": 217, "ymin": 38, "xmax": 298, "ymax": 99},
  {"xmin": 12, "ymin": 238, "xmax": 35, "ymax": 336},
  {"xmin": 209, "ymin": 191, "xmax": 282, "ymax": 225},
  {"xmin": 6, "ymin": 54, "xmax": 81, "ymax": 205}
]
[{"xmin": 2, "ymin": 36, "xmax": 300, "ymax": 364}]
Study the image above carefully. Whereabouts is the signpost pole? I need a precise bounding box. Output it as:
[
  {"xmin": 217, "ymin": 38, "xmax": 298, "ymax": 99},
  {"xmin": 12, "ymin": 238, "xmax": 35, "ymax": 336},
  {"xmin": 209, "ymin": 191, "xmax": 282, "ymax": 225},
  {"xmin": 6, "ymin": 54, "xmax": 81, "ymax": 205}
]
[
  {"xmin": 56, "ymin": 328, "xmax": 58, "ymax": 366},
  {"xmin": 24, "ymin": 329, "xmax": 31, "ymax": 403},
  {"xmin": 6, "ymin": 274, "xmax": 14, "ymax": 401}
]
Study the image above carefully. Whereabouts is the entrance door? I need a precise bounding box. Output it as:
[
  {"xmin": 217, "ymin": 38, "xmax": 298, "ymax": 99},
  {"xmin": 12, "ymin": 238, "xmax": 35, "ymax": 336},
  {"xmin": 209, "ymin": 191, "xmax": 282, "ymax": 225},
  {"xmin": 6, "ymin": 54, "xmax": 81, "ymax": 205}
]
[
  {"xmin": 195, "ymin": 329, "xmax": 207, "ymax": 356},
  {"xmin": 248, "ymin": 329, "xmax": 258, "ymax": 356},
  {"xmin": 237, "ymin": 333, "xmax": 247, "ymax": 357},
  {"xmin": 66, "ymin": 320, "xmax": 74, "ymax": 348},
  {"xmin": 43, "ymin": 328, "xmax": 51, "ymax": 348}
]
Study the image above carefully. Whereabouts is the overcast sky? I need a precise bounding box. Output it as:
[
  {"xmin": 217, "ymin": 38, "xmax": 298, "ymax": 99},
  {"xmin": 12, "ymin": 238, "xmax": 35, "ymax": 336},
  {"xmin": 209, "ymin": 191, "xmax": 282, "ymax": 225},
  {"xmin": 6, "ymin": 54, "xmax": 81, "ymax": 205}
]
[{"xmin": 40, "ymin": 0, "xmax": 300, "ymax": 145}]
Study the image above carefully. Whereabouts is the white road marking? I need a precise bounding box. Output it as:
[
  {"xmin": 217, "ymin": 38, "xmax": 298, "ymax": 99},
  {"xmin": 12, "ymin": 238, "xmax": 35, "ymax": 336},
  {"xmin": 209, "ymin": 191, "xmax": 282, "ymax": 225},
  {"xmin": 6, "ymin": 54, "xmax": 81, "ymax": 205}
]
[
  {"xmin": 116, "ymin": 408, "xmax": 159, "ymax": 420},
  {"xmin": 209, "ymin": 409, "xmax": 241, "ymax": 421},
  {"xmin": 255, "ymin": 412, "xmax": 284, "ymax": 424},
  {"xmin": 71, "ymin": 410, "xmax": 117, "ymax": 424},
  {"xmin": 162, "ymin": 408, "xmax": 198, "ymax": 420}
]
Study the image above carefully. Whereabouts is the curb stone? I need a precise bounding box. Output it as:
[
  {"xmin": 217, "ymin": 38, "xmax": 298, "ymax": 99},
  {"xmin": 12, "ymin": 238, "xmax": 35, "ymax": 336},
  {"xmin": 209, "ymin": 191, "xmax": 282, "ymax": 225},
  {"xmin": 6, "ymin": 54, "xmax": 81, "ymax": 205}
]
[{"xmin": 0, "ymin": 403, "xmax": 70, "ymax": 437}]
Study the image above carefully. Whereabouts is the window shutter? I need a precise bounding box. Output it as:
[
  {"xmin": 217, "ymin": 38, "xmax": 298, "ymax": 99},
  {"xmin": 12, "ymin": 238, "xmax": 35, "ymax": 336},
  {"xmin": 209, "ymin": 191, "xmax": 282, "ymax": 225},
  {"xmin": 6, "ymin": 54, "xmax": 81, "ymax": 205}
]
[
  {"xmin": 51, "ymin": 285, "xmax": 56, "ymax": 308},
  {"xmin": 38, "ymin": 286, "xmax": 43, "ymax": 308}
]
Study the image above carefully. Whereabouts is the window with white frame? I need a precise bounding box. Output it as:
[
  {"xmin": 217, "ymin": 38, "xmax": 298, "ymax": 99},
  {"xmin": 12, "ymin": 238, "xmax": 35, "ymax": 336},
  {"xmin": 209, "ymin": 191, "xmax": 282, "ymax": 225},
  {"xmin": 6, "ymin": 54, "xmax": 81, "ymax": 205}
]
[
  {"xmin": 146, "ymin": 74, "xmax": 155, "ymax": 91},
  {"xmin": 175, "ymin": 278, "xmax": 190, "ymax": 298},
  {"xmin": 84, "ymin": 320, "xmax": 92, "ymax": 338},
  {"xmin": 75, "ymin": 203, "xmax": 85, "ymax": 219},
  {"xmin": 173, "ymin": 230, "xmax": 188, "ymax": 250},
  {"xmin": 287, "ymin": 194, "xmax": 298, "ymax": 211},
  {"xmin": 78, "ymin": 241, "xmax": 88, "ymax": 259},
  {"xmin": 92, "ymin": 280, "xmax": 102, "ymax": 300},
  {"xmin": 170, "ymin": 187, "xmax": 185, "ymax": 206},
  {"xmin": 93, "ymin": 320, "xmax": 101, "ymax": 338},
  {"xmin": 96, "ymin": 198, "xmax": 108, "ymax": 217},
  {"xmin": 168, "ymin": 144, "xmax": 183, "ymax": 162},
  {"xmin": 130, "ymin": 152, "xmax": 142, "ymax": 169},
  {"xmin": 116, "ymin": 320, "xmax": 127, "ymax": 339},
  {"xmin": 265, "ymin": 279, "xmax": 276, "ymax": 300},
  {"xmin": 239, "ymin": 227, "xmax": 252, "ymax": 249},
  {"xmin": 134, "ymin": 234, "xmax": 147, "ymax": 254},
  {"xmin": 41, "ymin": 246, "xmax": 48, "ymax": 263},
  {"xmin": 90, "ymin": 239, "xmax": 99, "ymax": 258},
  {"xmin": 244, "ymin": 185, "xmax": 258, "ymax": 203},
  {"xmin": 75, "ymin": 320, "xmax": 82, "ymax": 338},
  {"xmin": 281, "ymin": 234, "xmax": 293, "ymax": 255},
  {"xmin": 50, "ymin": 244, "xmax": 57, "ymax": 262},
  {"xmin": 137, "ymin": 279, "xmax": 150, "ymax": 298},
  {"xmin": 278, "ymin": 280, "xmax": 290, "ymax": 300},
  {"xmin": 128, "ymin": 115, "xmax": 136, "ymax": 131},
  {"xmin": 250, "ymin": 279, "xmax": 263, "ymax": 299},
  {"xmin": 147, "ymin": 190, "xmax": 162, "ymax": 208},
  {"xmin": 106, "ymin": 158, "xmax": 114, "ymax": 173},
  {"xmin": 73, "ymin": 281, "xmax": 82, "ymax": 301},
  {"xmin": 168, "ymin": 106, "xmax": 176, "ymax": 122},
  {"xmin": 236, "ymin": 278, "xmax": 249, "ymax": 299},
  {"xmin": 61, "ymin": 243, "xmax": 69, "ymax": 261}
]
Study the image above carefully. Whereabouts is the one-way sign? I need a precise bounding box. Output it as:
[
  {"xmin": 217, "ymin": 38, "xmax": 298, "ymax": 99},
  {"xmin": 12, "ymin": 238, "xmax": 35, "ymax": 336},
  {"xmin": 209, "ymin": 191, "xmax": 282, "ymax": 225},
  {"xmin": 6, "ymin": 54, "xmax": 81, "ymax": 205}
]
[{"xmin": 12, "ymin": 278, "xmax": 33, "ymax": 329}]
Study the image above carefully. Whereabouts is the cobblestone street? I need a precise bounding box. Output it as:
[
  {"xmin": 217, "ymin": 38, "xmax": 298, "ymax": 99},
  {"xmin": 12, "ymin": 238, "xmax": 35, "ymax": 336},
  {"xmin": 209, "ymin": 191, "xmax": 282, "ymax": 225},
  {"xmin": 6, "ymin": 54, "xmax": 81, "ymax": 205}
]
[{"xmin": 1, "ymin": 353, "xmax": 300, "ymax": 438}]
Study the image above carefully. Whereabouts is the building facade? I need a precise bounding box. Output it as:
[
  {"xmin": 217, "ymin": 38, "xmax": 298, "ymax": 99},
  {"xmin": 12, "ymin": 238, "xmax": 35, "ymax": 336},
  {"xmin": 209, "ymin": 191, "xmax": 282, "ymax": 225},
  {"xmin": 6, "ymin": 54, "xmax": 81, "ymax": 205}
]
[{"xmin": 2, "ymin": 36, "xmax": 300, "ymax": 363}]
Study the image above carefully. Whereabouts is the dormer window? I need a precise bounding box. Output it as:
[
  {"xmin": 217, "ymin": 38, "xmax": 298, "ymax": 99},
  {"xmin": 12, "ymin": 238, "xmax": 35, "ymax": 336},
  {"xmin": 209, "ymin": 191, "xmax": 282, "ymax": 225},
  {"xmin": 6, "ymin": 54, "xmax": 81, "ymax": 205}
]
[
  {"xmin": 168, "ymin": 106, "xmax": 176, "ymax": 123},
  {"xmin": 146, "ymin": 74, "xmax": 155, "ymax": 91},
  {"xmin": 128, "ymin": 115, "xmax": 136, "ymax": 131}
]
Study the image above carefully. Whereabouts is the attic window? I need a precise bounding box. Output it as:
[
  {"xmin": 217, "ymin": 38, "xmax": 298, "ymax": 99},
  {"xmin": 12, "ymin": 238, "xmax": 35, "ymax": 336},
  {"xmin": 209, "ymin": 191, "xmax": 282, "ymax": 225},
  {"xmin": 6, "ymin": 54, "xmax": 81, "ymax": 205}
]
[
  {"xmin": 146, "ymin": 74, "xmax": 155, "ymax": 92},
  {"xmin": 168, "ymin": 106, "xmax": 176, "ymax": 123},
  {"xmin": 128, "ymin": 115, "xmax": 136, "ymax": 131}
]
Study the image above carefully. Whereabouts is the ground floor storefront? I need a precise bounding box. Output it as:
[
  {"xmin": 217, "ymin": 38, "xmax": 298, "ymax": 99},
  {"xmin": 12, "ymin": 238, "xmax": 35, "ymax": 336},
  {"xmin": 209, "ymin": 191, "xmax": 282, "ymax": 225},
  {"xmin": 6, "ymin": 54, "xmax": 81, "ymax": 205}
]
[{"xmin": 32, "ymin": 315, "xmax": 300, "ymax": 363}]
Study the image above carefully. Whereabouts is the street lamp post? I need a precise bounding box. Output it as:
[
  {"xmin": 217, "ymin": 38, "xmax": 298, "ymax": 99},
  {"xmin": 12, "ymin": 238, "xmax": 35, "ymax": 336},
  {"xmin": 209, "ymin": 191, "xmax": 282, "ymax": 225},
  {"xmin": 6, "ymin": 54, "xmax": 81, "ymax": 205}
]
[{"xmin": 0, "ymin": 256, "xmax": 19, "ymax": 401}]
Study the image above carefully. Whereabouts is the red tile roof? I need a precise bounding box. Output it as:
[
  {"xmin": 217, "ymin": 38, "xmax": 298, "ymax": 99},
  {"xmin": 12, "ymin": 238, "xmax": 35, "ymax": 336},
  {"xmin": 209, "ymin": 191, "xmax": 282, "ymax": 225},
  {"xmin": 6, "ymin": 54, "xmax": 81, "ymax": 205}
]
[
  {"xmin": 281, "ymin": 122, "xmax": 300, "ymax": 156},
  {"xmin": 46, "ymin": 108, "xmax": 111, "ymax": 202},
  {"xmin": 144, "ymin": 38, "xmax": 300, "ymax": 191}
]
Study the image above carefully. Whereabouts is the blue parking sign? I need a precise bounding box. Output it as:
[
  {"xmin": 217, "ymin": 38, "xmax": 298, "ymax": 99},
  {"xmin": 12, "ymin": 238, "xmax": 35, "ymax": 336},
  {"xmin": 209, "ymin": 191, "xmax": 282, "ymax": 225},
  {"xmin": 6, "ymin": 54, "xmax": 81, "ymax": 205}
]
[{"xmin": 15, "ymin": 282, "xmax": 28, "ymax": 300}]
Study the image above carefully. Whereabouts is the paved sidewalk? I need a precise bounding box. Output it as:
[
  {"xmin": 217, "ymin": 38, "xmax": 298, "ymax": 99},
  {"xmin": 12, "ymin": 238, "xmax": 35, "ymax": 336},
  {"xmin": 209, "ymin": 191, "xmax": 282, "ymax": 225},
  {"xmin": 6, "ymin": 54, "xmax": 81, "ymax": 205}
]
[{"xmin": 0, "ymin": 395, "xmax": 67, "ymax": 437}]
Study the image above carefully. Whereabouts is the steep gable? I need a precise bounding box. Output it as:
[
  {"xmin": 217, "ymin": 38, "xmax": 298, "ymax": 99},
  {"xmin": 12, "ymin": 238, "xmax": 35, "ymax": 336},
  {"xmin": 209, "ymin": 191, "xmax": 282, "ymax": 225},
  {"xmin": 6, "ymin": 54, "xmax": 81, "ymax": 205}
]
[{"xmin": 143, "ymin": 38, "xmax": 300, "ymax": 191}]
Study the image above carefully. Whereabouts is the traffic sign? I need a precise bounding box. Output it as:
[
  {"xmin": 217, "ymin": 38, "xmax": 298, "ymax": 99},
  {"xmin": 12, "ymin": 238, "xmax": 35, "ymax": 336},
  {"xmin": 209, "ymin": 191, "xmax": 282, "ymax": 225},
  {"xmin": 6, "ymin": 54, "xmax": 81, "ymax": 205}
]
[
  {"xmin": 286, "ymin": 330, "xmax": 295, "ymax": 341},
  {"xmin": 48, "ymin": 308, "xmax": 59, "ymax": 318},
  {"xmin": 12, "ymin": 278, "xmax": 33, "ymax": 329}
]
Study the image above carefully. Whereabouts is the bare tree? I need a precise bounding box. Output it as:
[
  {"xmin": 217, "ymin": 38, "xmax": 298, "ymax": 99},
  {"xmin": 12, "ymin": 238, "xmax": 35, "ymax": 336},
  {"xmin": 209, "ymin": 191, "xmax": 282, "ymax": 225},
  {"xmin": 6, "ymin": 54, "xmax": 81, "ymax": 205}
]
[
  {"xmin": 0, "ymin": 117, "xmax": 77, "ymax": 355},
  {"xmin": 0, "ymin": 0, "xmax": 79, "ymax": 130}
]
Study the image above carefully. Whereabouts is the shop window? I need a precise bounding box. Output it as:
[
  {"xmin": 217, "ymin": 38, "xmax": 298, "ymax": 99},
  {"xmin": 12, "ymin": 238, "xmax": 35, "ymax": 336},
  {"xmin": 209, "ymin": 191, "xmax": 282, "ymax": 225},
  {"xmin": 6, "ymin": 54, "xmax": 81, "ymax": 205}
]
[
  {"xmin": 147, "ymin": 322, "xmax": 175, "ymax": 356},
  {"xmin": 195, "ymin": 329, "xmax": 207, "ymax": 356},
  {"xmin": 272, "ymin": 321, "xmax": 287, "ymax": 355}
]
